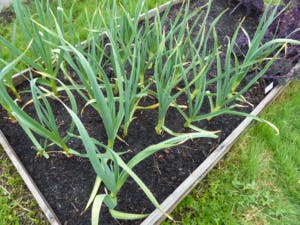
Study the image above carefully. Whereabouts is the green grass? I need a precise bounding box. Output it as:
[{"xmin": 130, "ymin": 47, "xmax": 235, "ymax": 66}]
[
  {"xmin": 163, "ymin": 81, "xmax": 300, "ymax": 225},
  {"xmin": 0, "ymin": 147, "xmax": 48, "ymax": 225}
]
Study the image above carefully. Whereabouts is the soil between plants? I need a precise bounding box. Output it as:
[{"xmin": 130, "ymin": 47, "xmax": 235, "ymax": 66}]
[{"xmin": 0, "ymin": 0, "xmax": 296, "ymax": 225}]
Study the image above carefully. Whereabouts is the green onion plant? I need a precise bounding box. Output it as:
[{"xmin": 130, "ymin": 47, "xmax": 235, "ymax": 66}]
[
  {"xmin": 0, "ymin": 0, "xmax": 69, "ymax": 97},
  {"xmin": 0, "ymin": 51, "xmax": 77, "ymax": 157},
  {"xmin": 59, "ymin": 97, "xmax": 217, "ymax": 224},
  {"xmin": 151, "ymin": 2, "xmax": 206, "ymax": 134},
  {"xmin": 192, "ymin": 1, "xmax": 299, "ymax": 124}
]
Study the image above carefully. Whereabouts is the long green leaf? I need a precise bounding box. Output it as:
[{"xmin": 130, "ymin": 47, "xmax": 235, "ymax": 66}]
[
  {"xmin": 109, "ymin": 209, "xmax": 149, "ymax": 220},
  {"xmin": 91, "ymin": 194, "xmax": 106, "ymax": 225}
]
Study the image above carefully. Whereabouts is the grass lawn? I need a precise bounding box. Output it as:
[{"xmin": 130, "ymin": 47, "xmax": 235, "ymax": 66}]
[{"xmin": 163, "ymin": 81, "xmax": 300, "ymax": 225}]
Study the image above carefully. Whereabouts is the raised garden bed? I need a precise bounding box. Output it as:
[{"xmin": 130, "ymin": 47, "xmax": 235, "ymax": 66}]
[{"xmin": 0, "ymin": 0, "xmax": 299, "ymax": 225}]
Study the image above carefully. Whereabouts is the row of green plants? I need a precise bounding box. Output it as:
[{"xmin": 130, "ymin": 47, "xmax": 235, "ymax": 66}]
[
  {"xmin": 0, "ymin": 0, "xmax": 169, "ymax": 72},
  {"xmin": 0, "ymin": 0, "xmax": 299, "ymax": 224}
]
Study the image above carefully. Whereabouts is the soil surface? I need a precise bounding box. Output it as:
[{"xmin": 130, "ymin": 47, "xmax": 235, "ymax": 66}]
[
  {"xmin": 0, "ymin": 8, "xmax": 14, "ymax": 24},
  {"xmin": 0, "ymin": 0, "xmax": 296, "ymax": 225}
]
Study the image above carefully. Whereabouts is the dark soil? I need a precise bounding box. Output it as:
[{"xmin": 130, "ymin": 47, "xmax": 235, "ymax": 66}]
[
  {"xmin": 0, "ymin": 0, "xmax": 296, "ymax": 225},
  {"xmin": 0, "ymin": 8, "xmax": 15, "ymax": 24}
]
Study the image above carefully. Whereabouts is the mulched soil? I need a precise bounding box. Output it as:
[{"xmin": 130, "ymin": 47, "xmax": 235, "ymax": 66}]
[{"xmin": 0, "ymin": 0, "xmax": 296, "ymax": 224}]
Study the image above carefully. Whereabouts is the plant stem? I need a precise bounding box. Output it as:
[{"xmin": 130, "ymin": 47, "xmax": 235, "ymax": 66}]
[
  {"xmin": 50, "ymin": 79, "xmax": 58, "ymax": 96},
  {"xmin": 108, "ymin": 139, "xmax": 114, "ymax": 149},
  {"xmin": 155, "ymin": 119, "xmax": 164, "ymax": 135}
]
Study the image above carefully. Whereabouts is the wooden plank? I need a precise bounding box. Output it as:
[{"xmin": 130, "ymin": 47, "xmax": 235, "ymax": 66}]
[
  {"xmin": 141, "ymin": 84, "xmax": 287, "ymax": 225},
  {"xmin": 12, "ymin": 68, "xmax": 31, "ymax": 86},
  {"xmin": 0, "ymin": 130, "xmax": 61, "ymax": 225},
  {"xmin": 139, "ymin": 0, "xmax": 183, "ymax": 20}
]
